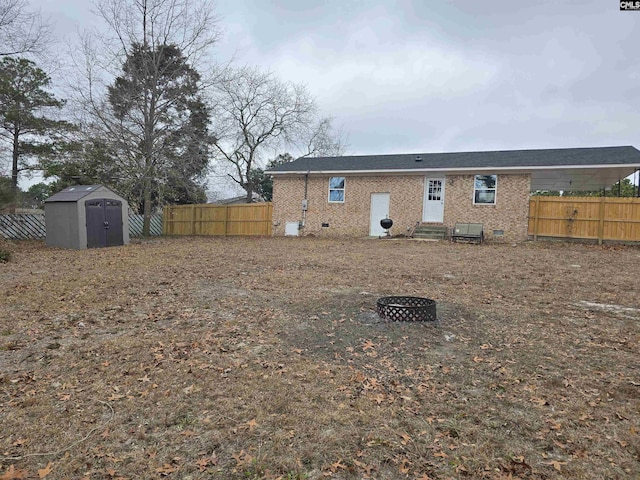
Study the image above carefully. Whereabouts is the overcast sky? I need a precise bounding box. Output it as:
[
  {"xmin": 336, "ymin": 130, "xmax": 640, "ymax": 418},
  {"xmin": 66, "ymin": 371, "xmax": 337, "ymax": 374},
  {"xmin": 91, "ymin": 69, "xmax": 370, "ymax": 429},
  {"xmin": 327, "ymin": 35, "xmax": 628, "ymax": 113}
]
[{"xmin": 33, "ymin": 0, "xmax": 640, "ymax": 192}]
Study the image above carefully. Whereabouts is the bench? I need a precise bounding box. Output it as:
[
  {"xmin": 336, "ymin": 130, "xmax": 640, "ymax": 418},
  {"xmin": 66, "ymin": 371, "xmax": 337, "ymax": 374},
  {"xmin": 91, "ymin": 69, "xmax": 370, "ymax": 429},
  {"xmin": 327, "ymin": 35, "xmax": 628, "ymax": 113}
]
[{"xmin": 451, "ymin": 223, "xmax": 484, "ymax": 244}]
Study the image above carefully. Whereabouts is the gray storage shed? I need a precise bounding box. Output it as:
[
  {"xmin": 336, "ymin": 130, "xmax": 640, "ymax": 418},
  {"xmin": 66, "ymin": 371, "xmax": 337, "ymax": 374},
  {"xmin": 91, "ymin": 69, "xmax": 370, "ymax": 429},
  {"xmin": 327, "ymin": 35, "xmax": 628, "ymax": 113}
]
[{"xmin": 44, "ymin": 185, "xmax": 130, "ymax": 249}]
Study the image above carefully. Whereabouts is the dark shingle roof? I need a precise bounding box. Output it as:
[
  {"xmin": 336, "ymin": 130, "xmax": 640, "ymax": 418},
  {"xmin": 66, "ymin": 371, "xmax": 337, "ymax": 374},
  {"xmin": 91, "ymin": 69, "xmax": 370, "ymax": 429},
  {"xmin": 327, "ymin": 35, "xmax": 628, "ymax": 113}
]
[
  {"xmin": 267, "ymin": 146, "xmax": 640, "ymax": 173},
  {"xmin": 45, "ymin": 185, "xmax": 107, "ymax": 202}
]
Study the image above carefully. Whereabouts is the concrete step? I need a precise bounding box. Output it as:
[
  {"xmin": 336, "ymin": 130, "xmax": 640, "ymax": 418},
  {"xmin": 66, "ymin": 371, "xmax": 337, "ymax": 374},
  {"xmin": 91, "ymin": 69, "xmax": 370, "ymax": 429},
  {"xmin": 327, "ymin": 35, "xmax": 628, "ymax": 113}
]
[
  {"xmin": 413, "ymin": 225, "xmax": 448, "ymax": 240},
  {"xmin": 414, "ymin": 232, "xmax": 447, "ymax": 240}
]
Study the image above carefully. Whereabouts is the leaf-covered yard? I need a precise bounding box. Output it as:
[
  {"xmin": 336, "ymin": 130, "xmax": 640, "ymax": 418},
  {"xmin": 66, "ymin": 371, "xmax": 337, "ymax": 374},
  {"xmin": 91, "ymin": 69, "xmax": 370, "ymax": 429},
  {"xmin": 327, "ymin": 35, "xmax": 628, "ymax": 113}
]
[{"xmin": 1, "ymin": 237, "xmax": 639, "ymax": 479}]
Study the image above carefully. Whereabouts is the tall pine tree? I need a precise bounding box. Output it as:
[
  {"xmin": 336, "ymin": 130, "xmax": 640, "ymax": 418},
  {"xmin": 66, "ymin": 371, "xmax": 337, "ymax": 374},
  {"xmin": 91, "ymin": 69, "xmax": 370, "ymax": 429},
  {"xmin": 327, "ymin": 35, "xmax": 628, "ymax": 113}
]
[
  {"xmin": 0, "ymin": 57, "xmax": 71, "ymax": 210},
  {"xmin": 104, "ymin": 43, "xmax": 211, "ymax": 232}
]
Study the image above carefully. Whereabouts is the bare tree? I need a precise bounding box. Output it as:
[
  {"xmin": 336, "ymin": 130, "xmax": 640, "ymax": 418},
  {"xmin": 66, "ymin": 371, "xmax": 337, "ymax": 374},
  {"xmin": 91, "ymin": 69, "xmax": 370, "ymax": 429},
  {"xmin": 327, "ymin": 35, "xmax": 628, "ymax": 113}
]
[
  {"xmin": 211, "ymin": 66, "xmax": 345, "ymax": 203},
  {"xmin": 68, "ymin": 0, "xmax": 219, "ymax": 235},
  {"xmin": 0, "ymin": 0, "xmax": 51, "ymax": 57},
  {"xmin": 299, "ymin": 116, "xmax": 348, "ymax": 158}
]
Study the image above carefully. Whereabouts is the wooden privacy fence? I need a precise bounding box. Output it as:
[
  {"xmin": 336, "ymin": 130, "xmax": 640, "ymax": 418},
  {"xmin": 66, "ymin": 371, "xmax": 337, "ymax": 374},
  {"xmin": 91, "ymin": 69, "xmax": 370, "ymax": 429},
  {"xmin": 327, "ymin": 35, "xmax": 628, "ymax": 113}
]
[
  {"xmin": 529, "ymin": 196, "xmax": 640, "ymax": 243},
  {"xmin": 163, "ymin": 203, "xmax": 273, "ymax": 236}
]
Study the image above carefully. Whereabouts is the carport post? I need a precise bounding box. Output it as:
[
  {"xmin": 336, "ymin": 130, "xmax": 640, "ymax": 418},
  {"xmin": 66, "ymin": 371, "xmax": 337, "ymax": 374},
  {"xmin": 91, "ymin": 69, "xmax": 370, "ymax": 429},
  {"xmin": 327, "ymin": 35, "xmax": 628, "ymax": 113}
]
[{"xmin": 533, "ymin": 196, "xmax": 540, "ymax": 241}]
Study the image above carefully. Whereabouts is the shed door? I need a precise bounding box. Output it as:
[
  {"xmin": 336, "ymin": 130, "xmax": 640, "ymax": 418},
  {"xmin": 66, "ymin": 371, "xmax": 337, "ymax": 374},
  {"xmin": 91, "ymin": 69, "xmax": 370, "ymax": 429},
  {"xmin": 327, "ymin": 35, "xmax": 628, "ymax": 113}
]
[
  {"xmin": 86, "ymin": 200, "xmax": 106, "ymax": 248},
  {"xmin": 370, "ymin": 193, "xmax": 390, "ymax": 236},
  {"xmin": 85, "ymin": 199, "xmax": 123, "ymax": 248},
  {"xmin": 105, "ymin": 200, "xmax": 123, "ymax": 247}
]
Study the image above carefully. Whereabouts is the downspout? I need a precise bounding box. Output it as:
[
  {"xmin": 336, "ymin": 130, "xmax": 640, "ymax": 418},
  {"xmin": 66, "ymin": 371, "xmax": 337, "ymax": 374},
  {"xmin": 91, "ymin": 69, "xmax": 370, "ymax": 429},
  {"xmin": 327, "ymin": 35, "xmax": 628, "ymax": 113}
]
[{"xmin": 302, "ymin": 170, "xmax": 310, "ymax": 229}]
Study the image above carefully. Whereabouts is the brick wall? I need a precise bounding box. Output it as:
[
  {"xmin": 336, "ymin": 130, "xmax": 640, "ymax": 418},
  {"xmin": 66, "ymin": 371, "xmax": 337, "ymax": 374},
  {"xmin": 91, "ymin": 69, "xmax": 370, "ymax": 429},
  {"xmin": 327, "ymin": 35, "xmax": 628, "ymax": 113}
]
[
  {"xmin": 444, "ymin": 174, "xmax": 531, "ymax": 241},
  {"xmin": 272, "ymin": 173, "xmax": 531, "ymax": 241},
  {"xmin": 272, "ymin": 175, "xmax": 424, "ymax": 237}
]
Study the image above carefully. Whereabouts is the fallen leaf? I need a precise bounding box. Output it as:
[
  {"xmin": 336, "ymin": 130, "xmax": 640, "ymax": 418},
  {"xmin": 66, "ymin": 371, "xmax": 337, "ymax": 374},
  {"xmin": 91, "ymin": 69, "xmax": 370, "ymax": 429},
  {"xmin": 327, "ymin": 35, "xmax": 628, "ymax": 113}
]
[
  {"xmin": 547, "ymin": 460, "xmax": 567, "ymax": 471},
  {"xmin": 38, "ymin": 462, "xmax": 53, "ymax": 479},
  {"xmin": 195, "ymin": 457, "xmax": 212, "ymax": 472},
  {"xmin": 399, "ymin": 457, "xmax": 411, "ymax": 474},
  {"xmin": 1, "ymin": 465, "xmax": 29, "ymax": 480},
  {"xmin": 362, "ymin": 340, "xmax": 376, "ymax": 351},
  {"xmin": 246, "ymin": 418, "xmax": 258, "ymax": 431},
  {"xmin": 156, "ymin": 463, "xmax": 179, "ymax": 475},
  {"xmin": 330, "ymin": 459, "xmax": 347, "ymax": 471},
  {"xmin": 353, "ymin": 458, "xmax": 374, "ymax": 475}
]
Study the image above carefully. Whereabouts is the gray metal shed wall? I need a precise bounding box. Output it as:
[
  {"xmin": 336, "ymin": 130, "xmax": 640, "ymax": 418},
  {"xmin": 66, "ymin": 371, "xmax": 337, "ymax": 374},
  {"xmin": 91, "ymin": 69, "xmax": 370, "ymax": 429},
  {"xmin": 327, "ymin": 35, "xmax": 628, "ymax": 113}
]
[{"xmin": 45, "ymin": 202, "xmax": 81, "ymax": 249}]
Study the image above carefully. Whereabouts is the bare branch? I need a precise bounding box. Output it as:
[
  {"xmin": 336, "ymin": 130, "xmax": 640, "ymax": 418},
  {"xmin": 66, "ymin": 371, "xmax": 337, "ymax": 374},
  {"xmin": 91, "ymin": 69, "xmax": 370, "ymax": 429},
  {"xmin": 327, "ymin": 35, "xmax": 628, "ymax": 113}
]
[
  {"xmin": 0, "ymin": 0, "xmax": 52, "ymax": 57},
  {"xmin": 210, "ymin": 66, "xmax": 347, "ymax": 201}
]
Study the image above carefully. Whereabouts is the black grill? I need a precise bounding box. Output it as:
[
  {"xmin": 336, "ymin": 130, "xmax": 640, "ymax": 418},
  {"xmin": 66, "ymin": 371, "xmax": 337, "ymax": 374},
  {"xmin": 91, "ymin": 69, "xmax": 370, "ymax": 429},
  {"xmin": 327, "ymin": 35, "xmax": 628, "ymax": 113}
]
[{"xmin": 376, "ymin": 296, "xmax": 437, "ymax": 322}]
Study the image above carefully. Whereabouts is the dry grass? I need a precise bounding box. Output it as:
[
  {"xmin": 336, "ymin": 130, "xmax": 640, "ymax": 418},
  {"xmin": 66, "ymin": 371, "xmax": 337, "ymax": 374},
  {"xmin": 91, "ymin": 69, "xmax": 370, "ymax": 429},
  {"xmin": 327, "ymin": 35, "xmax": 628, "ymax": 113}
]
[{"xmin": 0, "ymin": 237, "xmax": 639, "ymax": 479}]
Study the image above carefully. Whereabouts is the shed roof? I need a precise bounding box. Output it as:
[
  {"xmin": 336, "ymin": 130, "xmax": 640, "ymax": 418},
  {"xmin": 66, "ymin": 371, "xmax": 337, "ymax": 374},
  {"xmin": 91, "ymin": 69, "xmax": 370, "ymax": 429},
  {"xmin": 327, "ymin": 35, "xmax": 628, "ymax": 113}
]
[
  {"xmin": 268, "ymin": 146, "xmax": 640, "ymax": 173},
  {"xmin": 45, "ymin": 185, "xmax": 118, "ymax": 203}
]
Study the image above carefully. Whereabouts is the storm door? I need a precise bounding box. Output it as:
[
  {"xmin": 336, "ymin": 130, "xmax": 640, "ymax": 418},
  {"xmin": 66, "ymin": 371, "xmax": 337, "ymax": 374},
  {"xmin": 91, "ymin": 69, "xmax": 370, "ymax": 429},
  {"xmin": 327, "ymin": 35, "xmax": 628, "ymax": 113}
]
[{"xmin": 422, "ymin": 177, "xmax": 445, "ymax": 223}]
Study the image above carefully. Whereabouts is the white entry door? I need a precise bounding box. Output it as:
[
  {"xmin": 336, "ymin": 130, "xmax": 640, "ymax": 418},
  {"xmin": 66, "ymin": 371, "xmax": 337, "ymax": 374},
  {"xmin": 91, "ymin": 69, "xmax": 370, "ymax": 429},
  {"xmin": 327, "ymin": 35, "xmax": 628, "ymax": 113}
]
[
  {"xmin": 422, "ymin": 177, "xmax": 445, "ymax": 222},
  {"xmin": 370, "ymin": 193, "xmax": 390, "ymax": 236}
]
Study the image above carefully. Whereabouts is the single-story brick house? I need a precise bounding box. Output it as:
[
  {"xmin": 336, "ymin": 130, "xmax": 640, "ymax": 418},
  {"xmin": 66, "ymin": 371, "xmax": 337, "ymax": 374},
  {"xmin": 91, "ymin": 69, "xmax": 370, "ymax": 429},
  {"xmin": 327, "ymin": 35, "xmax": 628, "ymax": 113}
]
[{"xmin": 266, "ymin": 146, "xmax": 640, "ymax": 241}]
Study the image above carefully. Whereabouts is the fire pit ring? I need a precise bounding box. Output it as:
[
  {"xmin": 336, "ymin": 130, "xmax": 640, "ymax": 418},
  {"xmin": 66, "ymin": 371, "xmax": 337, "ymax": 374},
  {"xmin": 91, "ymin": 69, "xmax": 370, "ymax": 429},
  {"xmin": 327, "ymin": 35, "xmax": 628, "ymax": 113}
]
[{"xmin": 376, "ymin": 296, "xmax": 436, "ymax": 322}]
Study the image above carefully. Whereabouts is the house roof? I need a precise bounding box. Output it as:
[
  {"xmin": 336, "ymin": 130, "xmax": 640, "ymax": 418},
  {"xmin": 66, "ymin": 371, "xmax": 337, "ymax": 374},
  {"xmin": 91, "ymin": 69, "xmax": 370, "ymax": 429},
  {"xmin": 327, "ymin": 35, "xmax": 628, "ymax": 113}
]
[
  {"xmin": 267, "ymin": 146, "xmax": 640, "ymax": 191},
  {"xmin": 45, "ymin": 185, "xmax": 113, "ymax": 202}
]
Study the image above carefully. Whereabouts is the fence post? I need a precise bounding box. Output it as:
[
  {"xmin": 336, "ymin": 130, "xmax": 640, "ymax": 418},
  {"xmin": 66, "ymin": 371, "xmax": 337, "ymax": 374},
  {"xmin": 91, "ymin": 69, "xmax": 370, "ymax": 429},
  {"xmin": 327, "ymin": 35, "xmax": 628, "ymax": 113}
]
[
  {"xmin": 162, "ymin": 207, "xmax": 169, "ymax": 235},
  {"xmin": 533, "ymin": 196, "xmax": 540, "ymax": 241},
  {"xmin": 190, "ymin": 205, "xmax": 196, "ymax": 235},
  {"xmin": 223, "ymin": 206, "xmax": 228, "ymax": 236},
  {"xmin": 598, "ymin": 197, "xmax": 605, "ymax": 245}
]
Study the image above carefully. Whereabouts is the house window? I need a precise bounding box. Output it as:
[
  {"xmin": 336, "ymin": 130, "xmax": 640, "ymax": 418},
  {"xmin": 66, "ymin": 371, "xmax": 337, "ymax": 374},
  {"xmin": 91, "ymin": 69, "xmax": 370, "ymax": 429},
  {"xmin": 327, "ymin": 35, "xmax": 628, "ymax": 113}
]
[
  {"xmin": 474, "ymin": 175, "xmax": 497, "ymax": 205},
  {"xmin": 329, "ymin": 177, "xmax": 345, "ymax": 202}
]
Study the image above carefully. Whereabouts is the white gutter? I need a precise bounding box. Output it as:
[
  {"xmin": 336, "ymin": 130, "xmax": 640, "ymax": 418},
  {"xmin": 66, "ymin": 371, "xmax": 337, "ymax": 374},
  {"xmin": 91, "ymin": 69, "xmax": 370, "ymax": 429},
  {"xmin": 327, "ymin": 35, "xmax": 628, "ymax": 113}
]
[{"xmin": 267, "ymin": 163, "xmax": 640, "ymax": 175}]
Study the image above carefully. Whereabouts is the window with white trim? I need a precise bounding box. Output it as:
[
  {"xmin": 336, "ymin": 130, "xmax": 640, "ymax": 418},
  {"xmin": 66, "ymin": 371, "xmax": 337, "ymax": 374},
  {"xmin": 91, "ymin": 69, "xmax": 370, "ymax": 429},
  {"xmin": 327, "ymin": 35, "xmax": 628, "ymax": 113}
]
[
  {"xmin": 328, "ymin": 177, "xmax": 345, "ymax": 202},
  {"xmin": 474, "ymin": 175, "xmax": 497, "ymax": 205}
]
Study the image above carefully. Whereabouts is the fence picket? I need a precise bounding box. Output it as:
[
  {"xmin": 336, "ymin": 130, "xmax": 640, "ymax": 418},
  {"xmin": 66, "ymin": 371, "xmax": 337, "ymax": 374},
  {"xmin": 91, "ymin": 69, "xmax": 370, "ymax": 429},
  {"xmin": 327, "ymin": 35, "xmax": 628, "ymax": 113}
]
[
  {"xmin": 163, "ymin": 203, "xmax": 272, "ymax": 236},
  {"xmin": 529, "ymin": 196, "xmax": 640, "ymax": 242}
]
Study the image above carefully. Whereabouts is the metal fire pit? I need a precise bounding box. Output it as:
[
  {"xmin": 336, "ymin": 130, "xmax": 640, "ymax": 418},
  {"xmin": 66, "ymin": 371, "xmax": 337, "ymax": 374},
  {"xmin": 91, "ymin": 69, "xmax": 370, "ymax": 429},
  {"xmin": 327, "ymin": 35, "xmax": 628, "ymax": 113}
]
[{"xmin": 376, "ymin": 296, "xmax": 437, "ymax": 322}]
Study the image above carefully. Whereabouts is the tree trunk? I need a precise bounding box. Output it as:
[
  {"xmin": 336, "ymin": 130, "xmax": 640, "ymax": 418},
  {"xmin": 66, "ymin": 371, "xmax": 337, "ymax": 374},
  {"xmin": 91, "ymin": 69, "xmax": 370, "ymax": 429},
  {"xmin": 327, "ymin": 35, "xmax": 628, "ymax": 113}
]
[
  {"xmin": 142, "ymin": 176, "xmax": 152, "ymax": 237},
  {"xmin": 245, "ymin": 161, "xmax": 253, "ymax": 203},
  {"xmin": 10, "ymin": 130, "xmax": 19, "ymax": 213}
]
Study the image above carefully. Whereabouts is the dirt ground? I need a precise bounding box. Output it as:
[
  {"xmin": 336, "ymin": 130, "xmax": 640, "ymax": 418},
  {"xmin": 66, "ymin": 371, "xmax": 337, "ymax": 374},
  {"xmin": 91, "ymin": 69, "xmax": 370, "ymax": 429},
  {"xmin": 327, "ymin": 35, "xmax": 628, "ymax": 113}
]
[{"xmin": 0, "ymin": 236, "xmax": 639, "ymax": 479}]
